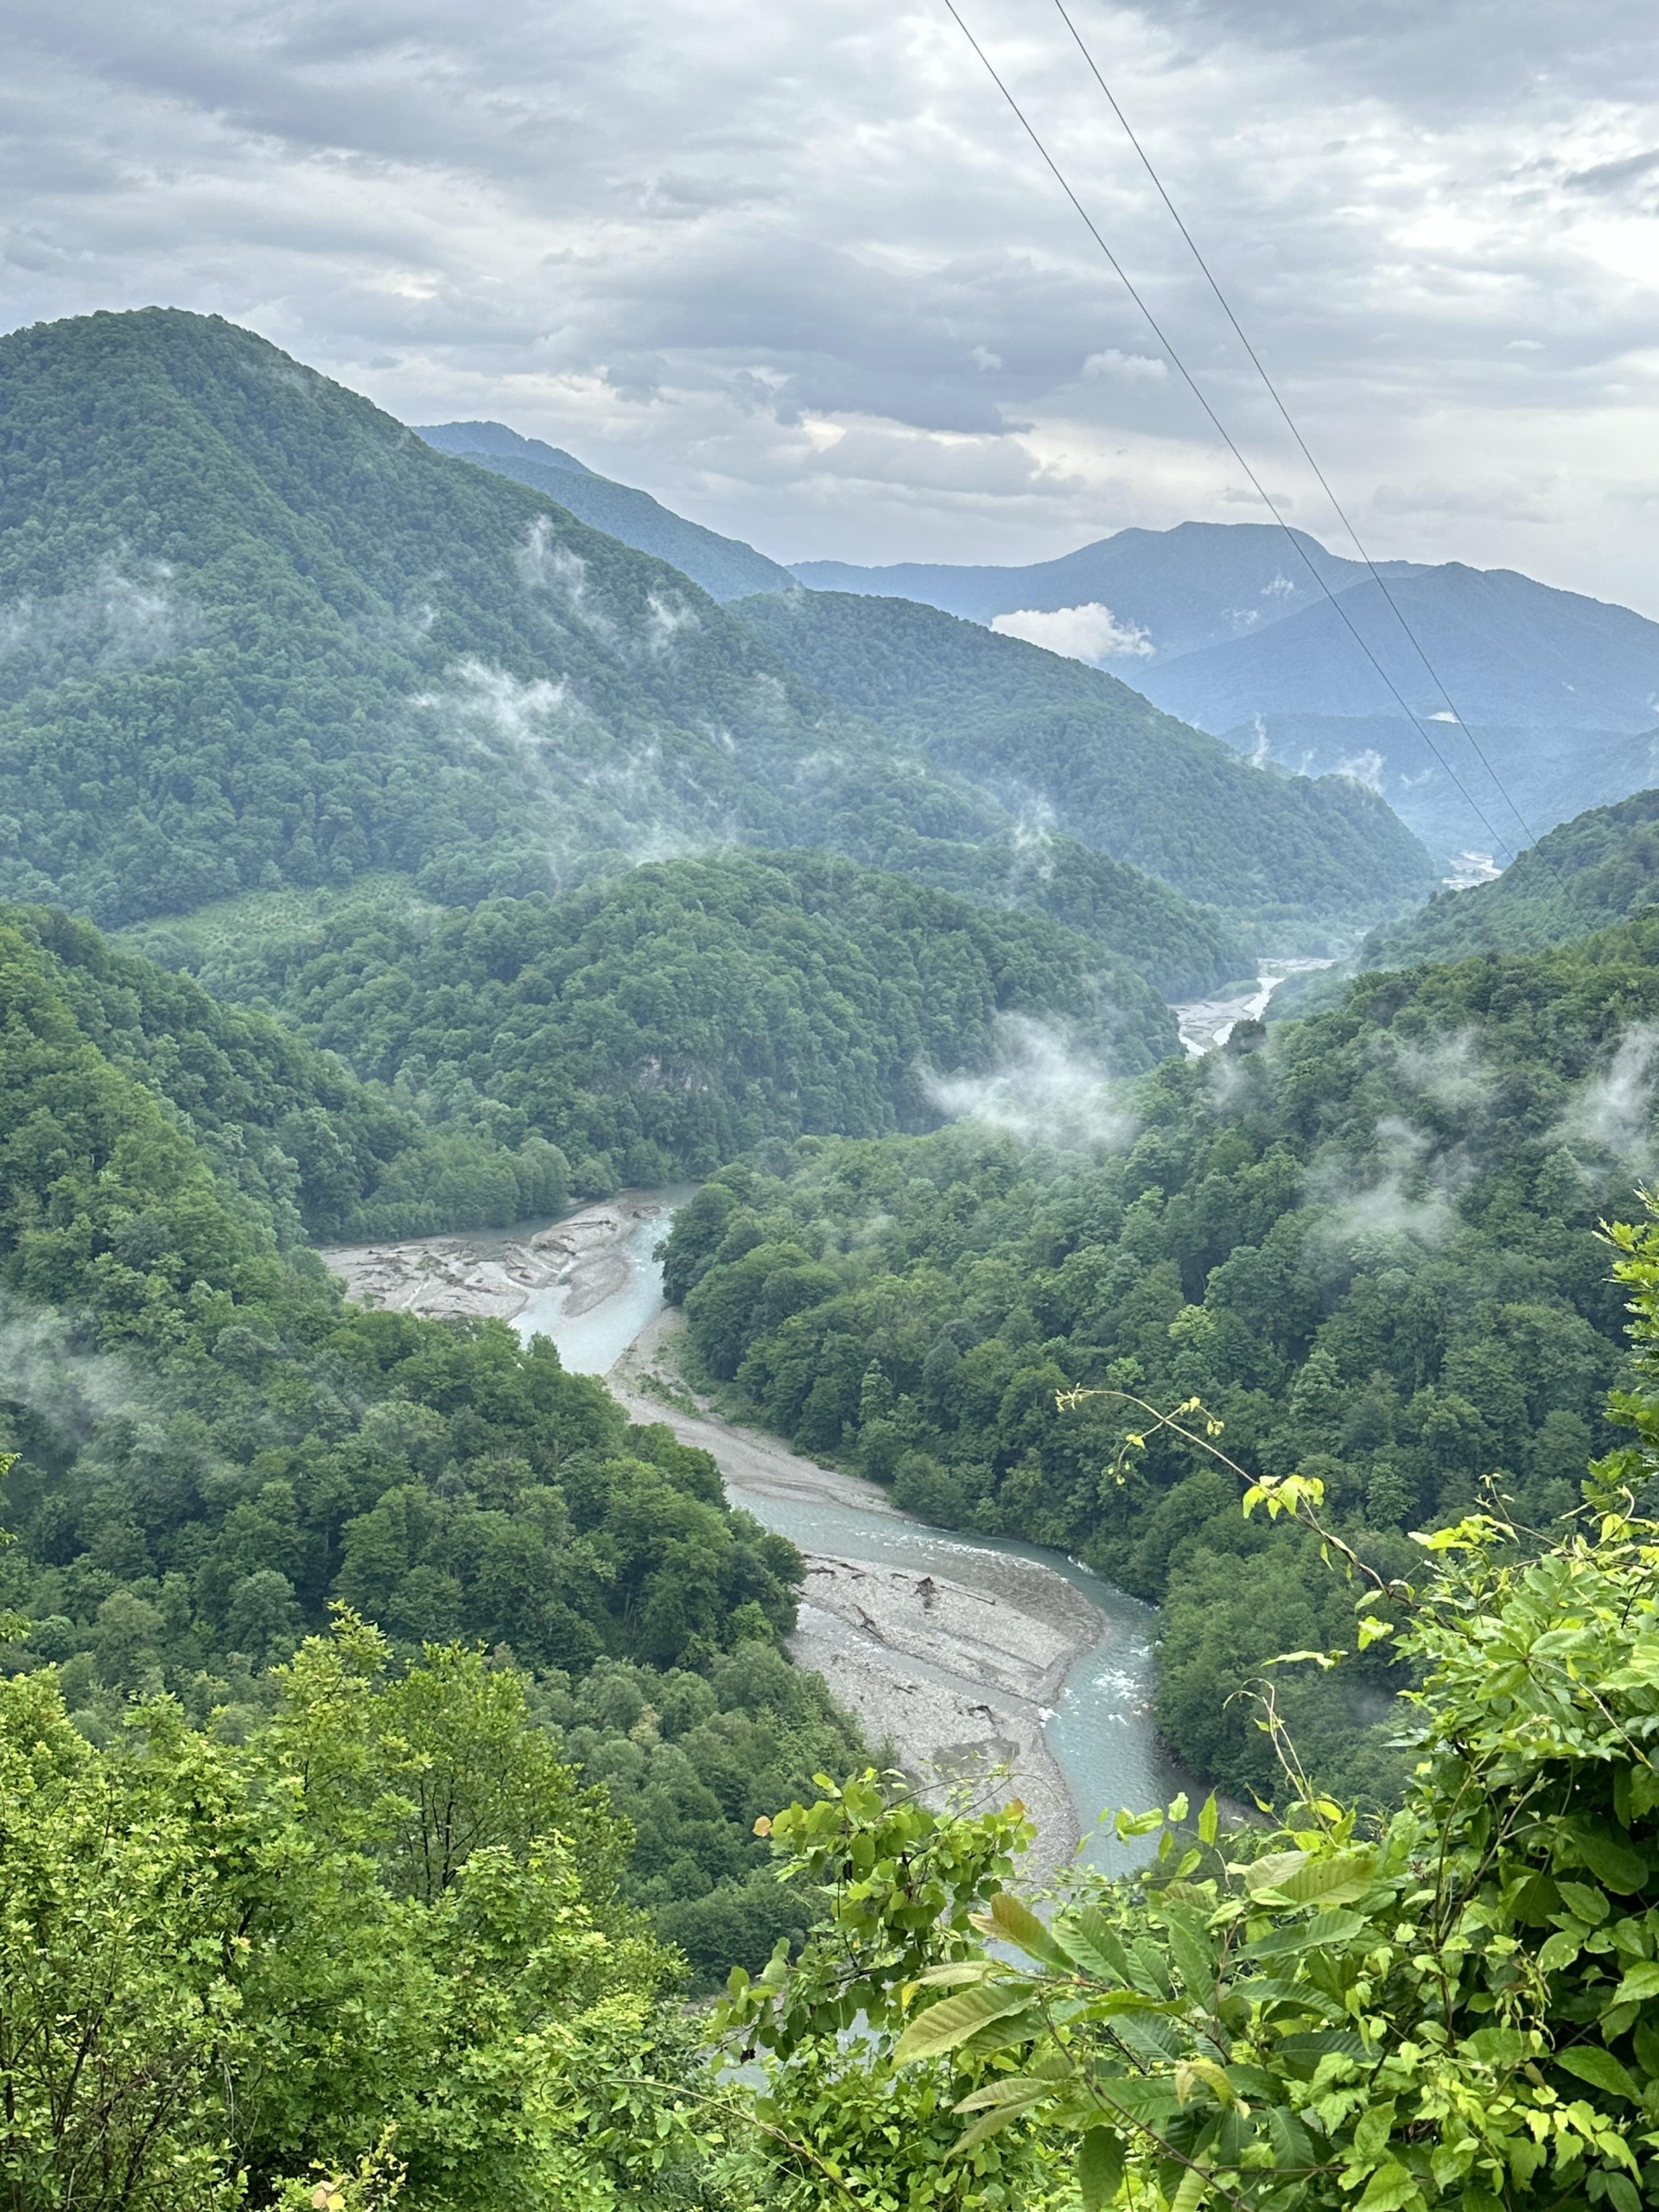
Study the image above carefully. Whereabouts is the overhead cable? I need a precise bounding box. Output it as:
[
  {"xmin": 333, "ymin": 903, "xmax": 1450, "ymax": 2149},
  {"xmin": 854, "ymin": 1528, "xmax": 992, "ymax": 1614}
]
[
  {"xmin": 1049, "ymin": 0, "xmax": 1549, "ymax": 863},
  {"xmin": 938, "ymin": 0, "xmax": 1526, "ymax": 869}
]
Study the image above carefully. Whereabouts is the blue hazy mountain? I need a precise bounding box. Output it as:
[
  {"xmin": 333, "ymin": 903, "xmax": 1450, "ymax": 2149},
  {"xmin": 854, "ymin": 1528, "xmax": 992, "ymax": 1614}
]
[
  {"xmin": 417, "ymin": 420, "xmax": 796, "ymax": 600},
  {"xmin": 794, "ymin": 524, "xmax": 1659, "ymax": 862}
]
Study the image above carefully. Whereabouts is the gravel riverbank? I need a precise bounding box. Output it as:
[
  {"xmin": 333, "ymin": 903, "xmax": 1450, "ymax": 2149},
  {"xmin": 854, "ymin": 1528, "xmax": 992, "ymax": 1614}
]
[{"xmin": 324, "ymin": 1204, "xmax": 1114, "ymax": 1881}]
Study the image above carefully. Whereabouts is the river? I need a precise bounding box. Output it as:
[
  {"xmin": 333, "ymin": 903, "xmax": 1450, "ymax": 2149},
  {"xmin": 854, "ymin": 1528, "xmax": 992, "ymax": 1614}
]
[
  {"xmin": 327, "ymin": 1192, "xmax": 1192, "ymax": 1876},
  {"xmin": 1173, "ymin": 955, "xmax": 1336, "ymax": 1058}
]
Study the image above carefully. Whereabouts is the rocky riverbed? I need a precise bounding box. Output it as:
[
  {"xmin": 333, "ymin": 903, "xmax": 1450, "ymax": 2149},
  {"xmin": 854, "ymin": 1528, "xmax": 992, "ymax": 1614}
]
[
  {"xmin": 323, "ymin": 1192, "xmax": 673, "ymax": 1325},
  {"xmin": 325, "ymin": 1197, "xmax": 1178, "ymax": 1881}
]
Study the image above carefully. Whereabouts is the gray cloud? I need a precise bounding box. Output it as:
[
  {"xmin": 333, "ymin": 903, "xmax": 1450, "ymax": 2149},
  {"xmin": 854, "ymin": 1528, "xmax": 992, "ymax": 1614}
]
[{"xmin": 3, "ymin": 1, "xmax": 1659, "ymax": 603}]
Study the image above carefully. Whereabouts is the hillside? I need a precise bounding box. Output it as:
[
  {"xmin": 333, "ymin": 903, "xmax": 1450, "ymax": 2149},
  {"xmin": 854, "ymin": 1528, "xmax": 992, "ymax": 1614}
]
[
  {"xmin": 10, "ymin": 901, "xmax": 577, "ymax": 1242},
  {"xmin": 0, "ymin": 308, "xmax": 969, "ymax": 925},
  {"xmin": 122, "ymin": 850, "xmax": 1179, "ymax": 1186},
  {"xmin": 418, "ymin": 418, "xmax": 798, "ymax": 599},
  {"xmin": 0, "ymin": 899, "xmax": 869, "ymax": 1980},
  {"xmin": 0, "ymin": 308, "xmax": 1263, "ymax": 992},
  {"xmin": 1360, "ymin": 785, "xmax": 1659, "ymax": 968},
  {"xmin": 794, "ymin": 522, "xmax": 1659, "ymax": 862},
  {"xmin": 732, "ymin": 588, "xmax": 1437, "ymax": 933},
  {"xmin": 661, "ymin": 910, "xmax": 1659, "ymax": 1798}
]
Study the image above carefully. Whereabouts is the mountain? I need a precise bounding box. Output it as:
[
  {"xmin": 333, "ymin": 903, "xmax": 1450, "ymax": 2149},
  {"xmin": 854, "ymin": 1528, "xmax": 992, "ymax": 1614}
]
[
  {"xmin": 1358, "ymin": 785, "xmax": 1659, "ymax": 969},
  {"xmin": 417, "ymin": 419, "xmax": 797, "ymax": 599},
  {"xmin": 120, "ymin": 851, "xmax": 1183, "ymax": 1186},
  {"xmin": 731, "ymin": 588, "xmax": 1438, "ymax": 936},
  {"xmin": 792, "ymin": 520, "xmax": 1377, "ymax": 653},
  {"xmin": 0, "ymin": 308, "xmax": 1262, "ymax": 992},
  {"xmin": 796, "ymin": 522, "xmax": 1659, "ymax": 862}
]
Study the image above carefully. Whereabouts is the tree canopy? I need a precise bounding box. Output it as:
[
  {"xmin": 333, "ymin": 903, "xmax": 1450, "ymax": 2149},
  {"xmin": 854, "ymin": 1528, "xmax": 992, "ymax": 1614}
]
[{"xmin": 661, "ymin": 913, "xmax": 1659, "ymax": 1801}]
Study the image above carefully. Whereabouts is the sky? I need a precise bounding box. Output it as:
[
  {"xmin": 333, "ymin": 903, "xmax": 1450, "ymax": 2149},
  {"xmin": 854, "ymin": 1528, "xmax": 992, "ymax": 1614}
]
[{"xmin": 5, "ymin": 0, "xmax": 1659, "ymax": 607}]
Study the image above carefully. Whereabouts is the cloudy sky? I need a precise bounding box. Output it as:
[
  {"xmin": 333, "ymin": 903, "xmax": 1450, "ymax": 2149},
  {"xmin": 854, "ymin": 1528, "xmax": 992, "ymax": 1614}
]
[{"xmin": 6, "ymin": 0, "xmax": 1659, "ymax": 605}]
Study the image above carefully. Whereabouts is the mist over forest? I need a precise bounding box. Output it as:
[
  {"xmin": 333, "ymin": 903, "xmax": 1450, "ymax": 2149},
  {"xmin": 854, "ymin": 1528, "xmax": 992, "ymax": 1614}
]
[{"xmin": 3, "ymin": 288, "xmax": 1659, "ymax": 2212}]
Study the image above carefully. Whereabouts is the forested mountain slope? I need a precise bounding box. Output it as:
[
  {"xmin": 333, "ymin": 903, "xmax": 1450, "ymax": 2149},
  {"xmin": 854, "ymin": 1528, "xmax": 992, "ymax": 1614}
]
[
  {"xmin": 123, "ymin": 850, "xmax": 1179, "ymax": 1188},
  {"xmin": 0, "ymin": 902, "xmax": 862, "ymax": 1979},
  {"xmin": 418, "ymin": 418, "xmax": 798, "ymax": 599},
  {"xmin": 0, "ymin": 308, "xmax": 1255, "ymax": 991},
  {"xmin": 661, "ymin": 913, "xmax": 1659, "ymax": 1799},
  {"xmin": 0, "ymin": 308, "xmax": 939, "ymax": 923},
  {"xmin": 733, "ymin": 588, "xmax": 1438, "ymax": 931},
  {"xmin": 1361, "ymin": 785, "xmax": 1659, "ymax": 968}
]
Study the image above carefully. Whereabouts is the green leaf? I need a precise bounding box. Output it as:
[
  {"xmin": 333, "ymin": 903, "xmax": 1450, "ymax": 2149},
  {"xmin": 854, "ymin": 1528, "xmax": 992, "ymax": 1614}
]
[
  {"xmin": 1603, "ymin": 2173, "xmax": 1641, "ymax": 2212},
  {"xmin": 1266, "ymin": 2106, "xmax": 1315, "ymax": 2166},
  {"xmin": 1555, "ymin": 2045, "xmax": 1639, "ymax": 2101},
  {"xmin": 1078, "ymin": 2126, "xmax": 1124, "ymax": 2211},
  {"xmin": 1567, "ymin": 1823, "xmax": 1649, "ymax": 1895},
  {"xmin": 1065, "ymin": 1906, "xmax": 1136, "ymax": 1986},
  {"xmin": 1169, "ymin": 2164, "xmax": 1209, "ymax": 2212},
  {"xmin": 989, "ymin": 1888, "xmax": 1073, "ymax": 1969},
  {"xmin": 1242, "ymin": 1908, "xmax": 1367, "ymax": 1961},
  {"xmin": 1198, "ymin": 1793, "xmax": 1219, "ymax": 1847},
  {"xmin": 1244, "ymin": 1849, "xmax": 1308, "ymax": 1895},
  {"xmin": 1274, "ymin": 1849, "xmax": 1376, "ymax": 1904},
  {"xmin": 955, "ymin": 2074, "xmax": 1060, "ymax": 2115},
  {"xmin": 1611, "ymin": 1961, "xmax": 1659, "ymax": 2009},
  {"xmin": 894, "ymin": 1983, "xmax": 1033, "ymax": 2063},
  {"xmin": 1158, "ymin": 1903, "xmax": 1217, "ymax": 2003},
  {"xmin": 952, "ymin": 2106, "xmax": 1026, "ymax": 2156},
  {"xmin": 1355, "ymin": 2160, "xmax": 1420, "ymax": 2212}
]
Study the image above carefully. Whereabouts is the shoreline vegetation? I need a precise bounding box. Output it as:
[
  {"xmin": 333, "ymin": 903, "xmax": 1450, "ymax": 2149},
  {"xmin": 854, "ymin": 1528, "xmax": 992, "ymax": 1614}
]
[{"xmin": 321, "ymin": 1205, "xmax": 1103, "ymax": 1879}]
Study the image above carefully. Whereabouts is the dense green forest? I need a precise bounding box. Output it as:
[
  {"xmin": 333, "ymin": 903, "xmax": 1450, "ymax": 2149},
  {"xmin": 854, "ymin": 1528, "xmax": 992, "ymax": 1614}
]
[
  {"xmin": 731, "ymin": 588, "xmax": 1439, "ymax": 933},
  {"xmin": 9, "ymin": 900, "xmax": 575, "ymax": 1242},
  {"xmin": 417, "ymin": 419, "xmax": 799, "ymax": 599},
  {"xmin": 0, "ymin": 306, "xmax": 1266, "ymax": 996},
  {"xmin": 661, "ymin": 913, "xmax": 1659, "ymax": 1801},
  {"xmin": 14, "ymin": 1231, "xmax": 1659, "ymax": 2210},
  {"xmin": 1362, "ymin": 784, "xmax": 1659, "ymax": 967},
  {"xmin": 0, "ymin": 904, "xmax": 865, "ymax": 1979},
  {"xmin": 124, "ymin": 850, "xmax": 1179, "ymax": 1189}
]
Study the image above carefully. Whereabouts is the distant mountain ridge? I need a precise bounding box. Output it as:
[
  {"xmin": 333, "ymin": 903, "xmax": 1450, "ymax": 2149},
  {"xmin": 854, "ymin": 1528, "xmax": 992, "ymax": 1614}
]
[
  {"xmin": 795, "ymin": 523, "xmax": 1659, "ymax": 862},
  {"xmin": 0, "ymin": 312, "xmax": 1446, "ymax": 976},
  {"xmin": 418, "ymin": 419, "xmax": 797, "ymax": 600}
]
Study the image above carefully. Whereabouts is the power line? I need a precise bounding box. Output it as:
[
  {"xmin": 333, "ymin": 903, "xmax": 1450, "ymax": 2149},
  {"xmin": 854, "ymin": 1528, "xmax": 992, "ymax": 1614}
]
[
  {"xmin": 1048, "ymin": 0, "xmax": 1550, "ymax": 866},
  {"xmin": 936, "ymin": 0, "xmax": 1525, "ymax": 871}
]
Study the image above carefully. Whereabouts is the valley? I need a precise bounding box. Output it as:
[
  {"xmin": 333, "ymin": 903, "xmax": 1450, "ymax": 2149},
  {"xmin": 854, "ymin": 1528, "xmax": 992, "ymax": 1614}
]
[
  {"xmin": 323, "ymin": 1192, "xmax": 1185, "ymax": 1883},
  {"xmin": 5, "ymin": 297, "xmax": 1659, "ymax": 2212}
]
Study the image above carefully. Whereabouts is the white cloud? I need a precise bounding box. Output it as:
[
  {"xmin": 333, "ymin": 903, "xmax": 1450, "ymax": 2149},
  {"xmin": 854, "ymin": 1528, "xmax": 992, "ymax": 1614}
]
[
  {"xmin": 926, "ymin": 1014, "xmax": 1135, "ymax": 1151},
  {"xmin": 1082, "ymin": 348, "xmax": 1167, "ymax": 382},
  {"xmin": 1, "ymin": 0, "xmax": 1658, "ymax": 601},
  {"xmin": 990, "ymin": 601, "xmax": 1154, "ymax": 660}
]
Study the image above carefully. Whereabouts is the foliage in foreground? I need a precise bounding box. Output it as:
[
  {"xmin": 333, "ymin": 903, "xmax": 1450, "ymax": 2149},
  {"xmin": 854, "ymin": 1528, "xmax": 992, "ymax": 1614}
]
[
  {"xmin": 661, "ymin": 914, "xmax": 1659, "ymax": 1799},
  {"xmin": 0, "ymin": 1617, "xmax": 711, "ymax": 2211},
  {"xmin": 721, "ymin": 1193, "xmax": 1659, "ymax": 2212}
]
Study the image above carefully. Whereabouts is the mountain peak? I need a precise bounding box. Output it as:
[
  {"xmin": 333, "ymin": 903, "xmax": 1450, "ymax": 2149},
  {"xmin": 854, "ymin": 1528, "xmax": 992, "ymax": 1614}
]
[{"xmin": 416, "ymin": 419, "xmax": 593, "ymax": 475}]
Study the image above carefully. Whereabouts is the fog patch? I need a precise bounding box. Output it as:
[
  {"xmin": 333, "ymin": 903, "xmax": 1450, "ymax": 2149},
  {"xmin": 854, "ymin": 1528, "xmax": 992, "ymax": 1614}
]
[
  {"xmin": 1334, "ymin": 747, "xmax": 1386, "ymax": 793},
  {"xmin": 1306, "ymin": 1116, "xmax": 1471, "ymax": 1266},
  {"xmin": 645, "ymin": 591, "xmax": 700, "ymax": 654},
  {"xmin": 1553, "ymin": 1024, "xmax": 1659, "ymax": 1184},
  {"xmin": 0, "ymin": 1293, "xmax": 136, "ymax": 1442},
  {"xmin": 515, "ymin": 516, "xmax": 618, "ymax": 645},
  {"xmin": 0, "ymin": 557, "xmax": 206, "ymax": 680},
  {"xmin": 925, "ymin": 1014, "xmax": 1135, "ymax": 1151},
  {"xmin": 420, "ymin": 658, "xmax": 574, "ymax": 767},
  {"xmin": 990, "ymin": 602, "xmax": 1154, "ymax": 663},
  {"xmin": 1384, "ymin": 1027, "xmax": 1494, "ymax": 1117}
]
